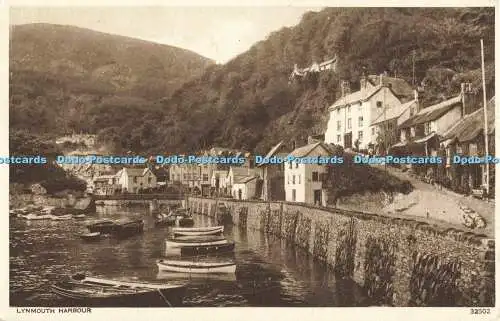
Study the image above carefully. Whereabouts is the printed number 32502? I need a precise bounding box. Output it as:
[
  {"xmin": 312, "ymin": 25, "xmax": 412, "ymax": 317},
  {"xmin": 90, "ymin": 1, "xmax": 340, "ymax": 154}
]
[{"xmin": 470, "ymin": 308, "xmax": 491, "ymax": 314}]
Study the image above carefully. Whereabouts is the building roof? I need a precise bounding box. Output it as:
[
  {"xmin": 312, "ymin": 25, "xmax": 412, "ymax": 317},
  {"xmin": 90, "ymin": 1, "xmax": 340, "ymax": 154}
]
[
  {"xmin": 366, "ymin": 75, "xmax": 414, "ymax": 99},
  {"xmin": 120, "ymin": 167, "xmax": 154, "ymax": 177},
  {"xmin": 289, "ymin": 142, "xmax": 331, "ymax": 158},
  {"xmin": 399, "ymin": 95, "xmax": 462, "ymax": 128},
  {"xmin": 229, "ymin": 167, "xmax": 255, "ymax": 177},
  {"xmin": 441, "ymin": 96, "xmax": 495, "ymax": 143},
  {"xmin": 371, "ymin": 99, "xmax": 417, "ymax": 126},
  {"xmin": 329, "ymin": 85, "xmax": 383, "ymax": 110},
  {"xmin": 257, "ymin": 141, "xmax": 289, "ymax": 167},
  {"xmin": 233, "ymin": 175, "xmax": 258, "ymax": 184}
]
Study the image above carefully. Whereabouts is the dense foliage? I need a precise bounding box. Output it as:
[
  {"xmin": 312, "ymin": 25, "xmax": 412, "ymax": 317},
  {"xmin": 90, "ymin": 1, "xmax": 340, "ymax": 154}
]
[
  {"xmin": 10, "ymin": 8, "xmax": 495, "ymax": 156},
  {"xmin": 9, "ymin": 131, "xmax": 87, "ymax": 193}
]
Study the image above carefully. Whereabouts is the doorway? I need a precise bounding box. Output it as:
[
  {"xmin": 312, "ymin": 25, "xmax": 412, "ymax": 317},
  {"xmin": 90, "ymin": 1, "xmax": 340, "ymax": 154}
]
[{"xmin": 313, "ymin": 189, "xmax": 322, "ymax": 205}]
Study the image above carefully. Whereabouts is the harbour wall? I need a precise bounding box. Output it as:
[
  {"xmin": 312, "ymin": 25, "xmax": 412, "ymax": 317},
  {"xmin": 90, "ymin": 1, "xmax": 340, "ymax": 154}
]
[{"xmin": 187, "ymin": 196, "xmax": 495, "ymax": 307}]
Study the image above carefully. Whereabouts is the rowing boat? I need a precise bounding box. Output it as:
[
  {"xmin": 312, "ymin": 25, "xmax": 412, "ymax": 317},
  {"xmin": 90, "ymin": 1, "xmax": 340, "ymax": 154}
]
[
  {"xmin": 180, "ymin": 241, "xmax": 235, "ymax": 256},
  {"xmin": 156, "ymin": 259, "xmax": 236, "ymax": 274},
  {"xmin": 51, "ymin": 273, "xmax": 186, "ymax": 307},
  {"xmin": 173, "ymin": 226, "xmax": 224, "ymax": 237},
  {"xmin": 80, "ymin": 232, "xmax": 101, "ymax": 241}
]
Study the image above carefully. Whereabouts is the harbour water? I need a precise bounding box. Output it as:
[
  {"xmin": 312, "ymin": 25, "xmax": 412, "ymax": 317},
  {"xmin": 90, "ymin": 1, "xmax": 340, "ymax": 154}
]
[{"xmin": 10, "ymin": 206, "xmax": 368, "ymax": 307}]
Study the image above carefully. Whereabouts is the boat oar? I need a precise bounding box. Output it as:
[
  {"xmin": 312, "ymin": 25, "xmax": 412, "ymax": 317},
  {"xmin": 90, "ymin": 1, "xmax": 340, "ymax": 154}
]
[{"xmin": 156, "ymin": 289, "xmax": 173, "ymax": 307}]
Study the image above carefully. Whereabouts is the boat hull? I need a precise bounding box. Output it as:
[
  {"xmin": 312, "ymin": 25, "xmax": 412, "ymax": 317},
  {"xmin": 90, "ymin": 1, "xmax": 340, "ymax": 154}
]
[
  {"xmin": 157, "ymin": 260, "xmax": 236, "ymax": 274},
  {"xmin": 51, "ymin": 283, "xmax": 186, "ymax": 307},
  {"xmin": 180, "ymin": 242, "xmax": 235, "ymax": 256},
  {"xmin": 166, "ymin": 239, "xmax": 228, "ymax": 249}
]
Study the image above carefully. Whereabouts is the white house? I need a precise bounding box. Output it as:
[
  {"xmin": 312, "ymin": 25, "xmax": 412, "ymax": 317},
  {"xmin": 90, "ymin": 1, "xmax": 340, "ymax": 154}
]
[
  {"xmin": 325, "ymin": 74, "xmax": 413, "ymax": 150},
  {"xmin": 226, "ymin": 167, "xmax": 259, "ymax": 189},
  {"xmin": 116, "ymin": 167, "xmax": 157, "ymax": 193},
  {"xmin": 231, "ymin": 175, "xmax": 259, "ymax": 200},
  {"xmin": 284, "ymin": 142, "xmax": 332, "ymax": 206}
]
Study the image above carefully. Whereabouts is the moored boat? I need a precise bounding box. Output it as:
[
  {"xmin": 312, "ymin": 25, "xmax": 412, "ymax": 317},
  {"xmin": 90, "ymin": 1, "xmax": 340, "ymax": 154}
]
[
  {"xmin": 166, "ymin": 238, "xmax": 228, "ymax": 249},
  {"xmin": 52, "ymin": 214, "xmax": 73, "ymax": 221},
  {"xmin": 113, "ymin": 219, "xmax": 144, "ymax": 238},
  {"xmin": 86, "ymin": 219, "xmax": 116, "ymax": 234},
  {"xmin": 51, "ymin": 273, "xmax": 186, "ymax": 307},
  {"xmin": 177, "ymin": 217, "xmax": 194, "ymax": 227},
  {"xmin": 22, "ymin": 213, "xmax": 53, "ymax": 220},
  {"xmin": 73, "ymin": 214, "xmax": 86, "ymax": 219},
  {"xmin": 155, "ymin": 214, "xmax": 176, "ymax": 227},
  {"xmin": 157, "ymin": 259, "xmax": 236, "ymax": 274},
  {"xmin": 173, "ymin": 226, "xmax": 224, "ymax": 237},
  {"xmin": 180, "ymin": 241, "xmax": 235, "ymax": 256},
  {"xmin": 80, "ymin": 232, "xmax": 101, "ymax": 241}
]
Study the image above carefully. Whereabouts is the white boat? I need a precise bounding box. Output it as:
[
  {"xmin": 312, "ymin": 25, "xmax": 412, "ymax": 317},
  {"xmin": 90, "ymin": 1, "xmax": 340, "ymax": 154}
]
[
  {"xmin": 41, "ymin": 206, "xmax": 56, "ymax": 214},
  {"xmin": 23, "ymin": 213, "xmax": 53, "ymax": 220},
  {"xmin": 172, "ymin": 226, "xmax": 224, "ymax": 237},
  {"xmin": 166, "ymin": 238, "xmax": 228, "ymax": 249},
  {"xmin": 52, "ymin": 214, "xmax": 73, "ymax": 221},
  {"xmin": 156, "ymin": 259, "xmax": 236, "ymax": 274},
  {"xmin": 73, "ymin": 214, "xmax": 86, "ymax": 219}
]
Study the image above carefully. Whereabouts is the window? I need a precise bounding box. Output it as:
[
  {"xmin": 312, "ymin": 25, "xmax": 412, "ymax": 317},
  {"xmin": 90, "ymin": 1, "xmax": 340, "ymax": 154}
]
[
  {"xmin": 372, "ymin": 127, "xmax": 375, "ymax": 135},
  {"xmin": 347, "ymin": 118, "xmax": 352, "ymax": 129},
  {"xmin": 289, "ymin": 162, "xmax": 292, "ymax": 169},
  {"xmin": 203, "ymin": 174, "xmax": 209, "ymax": 181},
  {"xmin": 358, "ymin": 116, "xmax": 363, "ymax": 127},
  {"xmin": 358, "ymin": 131, "xmax": 364, "ymax": 141},
  {"xmin": 376, "ymin": 101, "xmax": 382, "ymax": 108},
  {"xmin": 337, "ymin": 108, "xmax": 340, "ymax": 114},
  {"xmin": 292, "ymin": 189, "xmax": 296, "ymax": 202},
  {"xmin": 424, "ymin": 122, "xmax": 431, "ymax": 135},
  {"xmin": 133, "ymin": 177, "xmax": 138, "ymax": 183},
  {"xmin": 298, "ymin": 175, "xmax": 301, "ymax": 184},
  {"xmin": 337, "ymin": 121, "xmax": 341, "ymax": 130},
  {"xmin": 295, "ymin": 162, "xmax": 298, "ymax": 169},
  {"xmin": 312, "ymin": 171, "xmax": 319, "ymax": 182},
  {"xmin": 183, "ymin": 174, "xmax": 187, "ymax": 180},
  {"xmin": 358, "ymin": 104, "xmax": 362, "ymax": 112},
  {"xmin": 337, "ymin": 135, "xmax": 341, "ymax": 142},
  {"xmin": 292, "ymin": 175, "xmax": 296, "ymax": 184},
  {"xmin": 148, "ymin": 177, "xmax": 152, "ymax": 184},
  {"xmin": 347, "ymin": 106, "xmax": 351, "ymax": 114}
]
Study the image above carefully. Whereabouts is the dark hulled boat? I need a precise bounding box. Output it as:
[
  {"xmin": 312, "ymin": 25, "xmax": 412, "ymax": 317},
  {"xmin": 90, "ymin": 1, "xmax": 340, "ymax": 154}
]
[
  {"xmin": 51, "ymin": 273, "xmax": 186, "ymax": 307},
  {"xmin": 113, "ymin": 219, "xmax": 144, "ymax": 238},
  {"xmin": 177, "ymin": 217, "xmax": 194, "ymax": 227},
  {"xmin": 86, "ymin": 219, "xmax": 116, "ymax": 234},
  {"xmin": 180, "ymin": 241, "xmax": 235, "ymax": 256}
]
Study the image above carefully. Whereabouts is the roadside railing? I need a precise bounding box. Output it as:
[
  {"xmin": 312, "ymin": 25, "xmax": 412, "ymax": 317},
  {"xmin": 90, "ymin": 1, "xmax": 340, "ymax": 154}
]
[{"xmin": 93, "ymin": 193, "xmax": 185, "ymax": 200}]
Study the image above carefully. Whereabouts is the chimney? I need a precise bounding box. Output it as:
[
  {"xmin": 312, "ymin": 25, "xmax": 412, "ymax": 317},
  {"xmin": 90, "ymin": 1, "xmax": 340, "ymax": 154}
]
[
  {"xmin": 340, "ymin": 80, "xmax": 351, "ymax": 97},
  {"xmin": 461, "ymin": 82, "xmax": 479, "ymax": 116},
  {"xmin": 360, "ymin": 74, "xmax": 367, "ymax": 92},
  {"xmin": 379, "ymin": 74, "xmax": 383, "ymax": 86},
  {"xmin": 413, "ymin": 89, "xmax": 420, "ymax": 113}
]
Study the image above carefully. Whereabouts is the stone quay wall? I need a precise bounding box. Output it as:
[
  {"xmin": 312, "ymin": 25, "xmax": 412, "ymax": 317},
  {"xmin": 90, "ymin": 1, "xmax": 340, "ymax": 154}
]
[{"xmin": 187, "ymin": 196, "xmax": 495, "ymax": 307}]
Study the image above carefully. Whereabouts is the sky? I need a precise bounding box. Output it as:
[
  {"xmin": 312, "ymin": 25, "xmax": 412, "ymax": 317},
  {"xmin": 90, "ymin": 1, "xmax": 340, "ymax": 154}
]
[{"xmin": 9, "ymin": 7, "xmax": 323, "ymax": 63}]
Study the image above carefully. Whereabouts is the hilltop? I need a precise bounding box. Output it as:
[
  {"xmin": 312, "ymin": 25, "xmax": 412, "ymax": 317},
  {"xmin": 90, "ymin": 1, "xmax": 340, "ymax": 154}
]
[{"xmin": 9, "ymin": 23, "xmax": 214, "ymax": 134}]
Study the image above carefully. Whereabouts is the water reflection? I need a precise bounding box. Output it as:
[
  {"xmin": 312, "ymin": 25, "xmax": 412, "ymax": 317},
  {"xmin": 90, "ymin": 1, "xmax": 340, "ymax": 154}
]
[{"xmin": 10, "ymin": 206, "xmax": 367, "ymax": 307}]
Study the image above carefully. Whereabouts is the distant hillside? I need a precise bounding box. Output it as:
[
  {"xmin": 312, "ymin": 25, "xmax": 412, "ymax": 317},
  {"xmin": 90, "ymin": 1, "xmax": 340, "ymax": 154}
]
[
  {"xmin": 9, "ymin": 23, "xmax": 214, "ymax": 134},
  {"xmin": 10, "ymin": 8, "xmax": 495, "ymax": 155}
]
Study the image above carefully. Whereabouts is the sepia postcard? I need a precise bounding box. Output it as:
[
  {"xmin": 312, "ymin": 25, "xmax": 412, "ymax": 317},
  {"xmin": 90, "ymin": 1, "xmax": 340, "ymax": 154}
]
[{"xmin": 1, "ymin": 1, "xmax": 498, "ymax": 320}]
